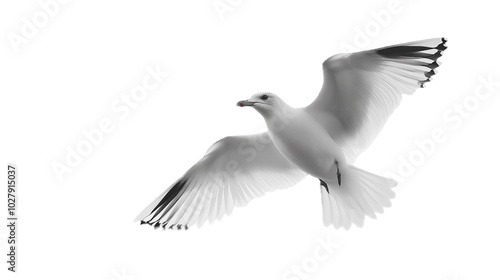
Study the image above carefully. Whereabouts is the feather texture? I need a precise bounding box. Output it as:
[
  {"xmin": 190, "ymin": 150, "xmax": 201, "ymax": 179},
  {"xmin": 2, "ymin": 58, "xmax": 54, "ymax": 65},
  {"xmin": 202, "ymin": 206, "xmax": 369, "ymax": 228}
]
[
  {"xmin": 136, "ymin": 132, "xmax": 306, "ymax": 229},
  {"xmin": 306, "ymin": 38, "xmax": 447, "ymax": 162}
]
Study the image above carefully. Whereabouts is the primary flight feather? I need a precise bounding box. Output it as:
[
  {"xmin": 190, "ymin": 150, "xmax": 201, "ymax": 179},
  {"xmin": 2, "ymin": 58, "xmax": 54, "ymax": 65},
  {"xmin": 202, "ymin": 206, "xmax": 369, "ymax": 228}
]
[{"xmin": 136, "ymin": 37, "xmax": 447, "ymax": 230}]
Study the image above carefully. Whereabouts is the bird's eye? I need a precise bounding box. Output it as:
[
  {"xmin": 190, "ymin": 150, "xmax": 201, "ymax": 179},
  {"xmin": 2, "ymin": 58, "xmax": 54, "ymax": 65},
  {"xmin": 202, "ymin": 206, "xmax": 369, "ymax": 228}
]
[{"xmin": 261, "ymin": 94, "xmax": 269, "ymax": 100}]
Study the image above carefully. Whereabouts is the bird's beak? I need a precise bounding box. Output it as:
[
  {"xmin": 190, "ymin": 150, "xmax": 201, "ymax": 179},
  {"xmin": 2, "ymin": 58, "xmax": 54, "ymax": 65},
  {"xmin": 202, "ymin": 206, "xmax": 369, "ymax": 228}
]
[{"xmin": 237, "ymin": 100, "xmax": 256, "ymax": 107}]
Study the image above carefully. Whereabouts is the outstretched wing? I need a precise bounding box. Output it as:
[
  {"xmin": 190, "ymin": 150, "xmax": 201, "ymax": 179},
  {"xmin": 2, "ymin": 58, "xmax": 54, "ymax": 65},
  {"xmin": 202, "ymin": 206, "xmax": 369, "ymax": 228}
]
[
  {"xmin": 136, "ymin": 132, "xmax": 306, "ymax": 229},
  {"xmin": 306, "ymin": 38, "xmax": 447, "ymax": 162}
]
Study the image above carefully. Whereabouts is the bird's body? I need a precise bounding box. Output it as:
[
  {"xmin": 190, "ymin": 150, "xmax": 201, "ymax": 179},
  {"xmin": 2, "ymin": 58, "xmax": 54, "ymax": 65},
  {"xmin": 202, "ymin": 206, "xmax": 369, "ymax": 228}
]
[
  {"xmin": 264, "ymin": 106, "xmax": 345, "ymax": 183},
  {"xmin": 137, "ymin": 37, "xmax": 447, "ymax": 230}
]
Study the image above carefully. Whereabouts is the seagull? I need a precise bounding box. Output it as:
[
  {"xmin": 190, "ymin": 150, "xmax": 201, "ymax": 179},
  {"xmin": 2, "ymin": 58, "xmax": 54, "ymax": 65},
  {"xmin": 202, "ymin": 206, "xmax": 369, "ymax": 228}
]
[{"xmin": 136, "ymin": 38, "xmax": 447, "ymax": 230}]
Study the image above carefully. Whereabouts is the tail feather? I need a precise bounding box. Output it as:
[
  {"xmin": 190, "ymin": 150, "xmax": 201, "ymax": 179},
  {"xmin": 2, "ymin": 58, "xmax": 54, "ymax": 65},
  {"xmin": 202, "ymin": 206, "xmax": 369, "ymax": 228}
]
[{"xmin": 321, "ymin": 165, "xmax": 397, "ymax": 229}]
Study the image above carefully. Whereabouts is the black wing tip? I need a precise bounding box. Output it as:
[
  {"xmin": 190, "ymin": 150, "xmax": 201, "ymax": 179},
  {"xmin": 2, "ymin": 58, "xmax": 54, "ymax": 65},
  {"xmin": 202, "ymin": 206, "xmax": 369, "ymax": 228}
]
[
  {"xmin": 427, "ymin": 61, "xmax": 440, "ymax": 69},
  {"xmin": 376, "ymin": 38, "xmax": 447, "ymax": 88},
  {"xmin": 425, "ymin": 69, "xmax": 436, "ymax": 78},
  {"xmin": 165, "ymin": 224, "xmax": 189, "ymax": 230},
  {"xmin": 376, "ymin": 38, "xmax": 448, "ymax": 59},
  {"xmin": 138, "ymin": 178, "xmax": 192, "ymax": 231},
  {"xmin": 139, "ymin": 178, "xmax": 189, "ymax": 226},
  {"xmin": 140, "ymin": 220, "xmax": 189, "ymax": 231},
  {"xmin": 149, "ymin": 179, "xmax": 188, "ymax": 215}
]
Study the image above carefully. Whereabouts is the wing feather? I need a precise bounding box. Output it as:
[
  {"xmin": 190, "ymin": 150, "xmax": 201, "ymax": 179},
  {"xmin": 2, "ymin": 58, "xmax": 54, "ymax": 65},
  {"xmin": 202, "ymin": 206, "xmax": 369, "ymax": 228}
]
[
  {"xmin": 306, "ymin": 38, "xmax": 447, "ymax": 162},
  {"xmin": 136, "ymin": 132, "xmax": 306, "ymax": 229}
]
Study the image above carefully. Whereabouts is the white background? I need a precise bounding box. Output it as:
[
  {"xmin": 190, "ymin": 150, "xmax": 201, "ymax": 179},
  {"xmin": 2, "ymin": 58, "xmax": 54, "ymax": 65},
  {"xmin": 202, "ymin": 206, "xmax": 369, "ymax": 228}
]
[{"xmin": 1, "ymin": 1, "xmax": 500, "ymax": 280}]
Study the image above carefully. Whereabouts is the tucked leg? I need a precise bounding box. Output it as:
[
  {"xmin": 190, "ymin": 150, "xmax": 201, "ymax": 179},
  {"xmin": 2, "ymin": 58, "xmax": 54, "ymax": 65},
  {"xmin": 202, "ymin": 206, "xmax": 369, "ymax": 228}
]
[
  {"xmin": 335, "ymin": 159, "xmax": 341, "ymax": 187},
  {"xmin": 319, "ymin": 179, "xmax": 329, "ymax": 194}
]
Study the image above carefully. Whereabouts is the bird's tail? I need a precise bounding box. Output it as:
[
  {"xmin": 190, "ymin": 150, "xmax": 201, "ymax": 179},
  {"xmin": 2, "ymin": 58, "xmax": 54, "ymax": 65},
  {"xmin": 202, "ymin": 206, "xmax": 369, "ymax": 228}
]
[{"xmin": 321, "ymin": 165, "xmax": 397, "ymax": 229}]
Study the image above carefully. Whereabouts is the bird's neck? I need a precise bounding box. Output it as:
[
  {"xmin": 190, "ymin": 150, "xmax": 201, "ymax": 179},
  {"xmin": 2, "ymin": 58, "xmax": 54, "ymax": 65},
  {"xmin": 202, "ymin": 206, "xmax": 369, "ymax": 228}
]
[{"xmin": 259, "ymin": 104, "xmax": 297, "ymax": 133}]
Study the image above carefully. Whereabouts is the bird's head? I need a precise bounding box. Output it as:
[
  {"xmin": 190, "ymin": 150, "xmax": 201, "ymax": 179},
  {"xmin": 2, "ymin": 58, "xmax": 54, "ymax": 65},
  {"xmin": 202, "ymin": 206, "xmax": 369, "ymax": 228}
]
[{"xmin": 236, "ymin": 92, "xmax": 286, "ymax": 117}]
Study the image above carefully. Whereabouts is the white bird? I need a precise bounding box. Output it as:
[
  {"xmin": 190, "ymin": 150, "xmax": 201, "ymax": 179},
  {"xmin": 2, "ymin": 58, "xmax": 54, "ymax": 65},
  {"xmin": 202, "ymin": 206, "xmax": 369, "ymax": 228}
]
[{"xmin": 136, "ymin": 38, "xmax": 447, "ymax": 230}]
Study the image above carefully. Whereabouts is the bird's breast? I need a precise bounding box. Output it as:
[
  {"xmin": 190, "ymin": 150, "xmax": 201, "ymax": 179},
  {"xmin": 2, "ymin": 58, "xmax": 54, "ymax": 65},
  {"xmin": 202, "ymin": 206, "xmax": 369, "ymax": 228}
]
[{"xmin": 266, "ymin": 110, "xmax": 344, "ymax": 179}]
